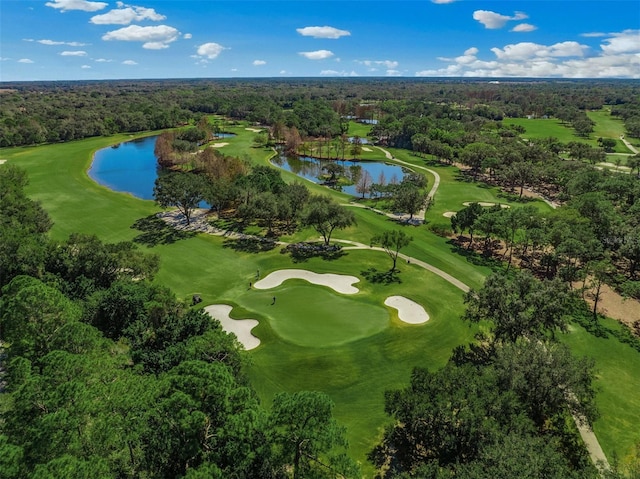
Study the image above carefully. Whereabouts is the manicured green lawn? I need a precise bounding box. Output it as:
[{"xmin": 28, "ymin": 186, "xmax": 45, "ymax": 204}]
[
  {"xmin": 240, "ymin": 283, "xmax": 389, "ymax": 347},
  {"xmin": 507, "ymin": 111, "xmax": 633, "ymax": 154},
  {"xmin": 2, "ymin": 123, "xmax": 639, "ymax": 473},
  {"xmin": 506, "ymin": 117, "xmax": 588, "ymax": 144},
  {"xmin": 563, "ymin": 319, "xmax": 640, "ymax": 466}
]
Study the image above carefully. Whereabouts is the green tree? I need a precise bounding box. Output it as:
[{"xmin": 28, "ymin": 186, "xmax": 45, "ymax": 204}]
[
  {"xmin": 301, "ymin": 195, "xmax": 356, "ymax": 245},
  {"xmin": 451, "ymin": 202, "xmax": 484, "ymax": 250},
  {"xmin": 463, "ymin": 270, "xmax": 572, "ymax": 342},
  {"xmin": 393, "ymin": 183, "xmax": 427, "ymax": 221},
  {"xmin": 270, "ymin": 391, "xmax": 358, "ymax": 479},
  {"xmin": 371, "ymin": 230, "xmax": 413, "ymax": 272},
  {"xmin": 153, "ymin": 172, "xmax": 208, "ymax": 225},
  {"xmin": 0, "ymin": 276, "xmax": 81, "ymax": 361},
  {"xmin": 493, "ymin": 340, "xmax": 597, "ymax": 431}
]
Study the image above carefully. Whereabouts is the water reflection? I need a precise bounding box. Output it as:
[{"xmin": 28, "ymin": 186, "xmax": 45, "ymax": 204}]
[{"xmin": 272, "ymin": 153, "xmax": 407, "ymax": 196}]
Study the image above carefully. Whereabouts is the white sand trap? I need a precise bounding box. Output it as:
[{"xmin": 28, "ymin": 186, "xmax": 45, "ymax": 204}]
[
  {"xmin": 245, "ymin": 127, "xmax": 264, "ymax": 132},
  {"xmin": 463, "ymin": 201, "xmax": 510, "ymax": 208},
  {"xmin": 254, "ymin": 269, "xmax": 360, "ymax": 294},
  {"xmin": 442, "ymin": 211, "xmax": 457, "ymax": 218},
  {"xmin": 210, "ymin": 142, "xmax": 229, "ymax": 148},
  {"xmin": 0, "ymin": 159, "xmax": 7, "ymax": 165},
  {"xmin": 204, "ymin": 304, "xmax": 260, "ymax": 350},
  {"xmin": 362, "ymin": 147, "xmax": 372, "ymax": 152},
  {"xmin": 384, "ymin": 296, "xmax": 430, "ymax": 324}
]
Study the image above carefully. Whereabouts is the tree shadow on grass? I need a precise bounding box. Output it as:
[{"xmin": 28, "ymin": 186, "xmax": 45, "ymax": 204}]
[
  {"xmin": 361, "ymin": 267, "xmax": 402, "ymax": 285},
  {"xmin": 222, "ymin": 237, "xmax": 278, "ymax": 254},
  {"xmin": 210, "ymin": 217, "xmax": 247, "ymax": 234},
  {"xmin": 447, "ymin": 239, "xmax": 502, "ymax": 270},
  {"xmin": 281, "ymin": 243, "xmax": 347, "ymax": 263},
  {"xmin": 131, "ymin": 215, "xmax": 196, "ymax": 247}
]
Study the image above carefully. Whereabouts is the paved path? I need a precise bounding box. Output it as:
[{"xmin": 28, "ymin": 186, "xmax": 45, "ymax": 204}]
[
  {"xmin": 621, "ymin": 135, "xmax": 639, "ymax": 154},
  {"xmin": 330, "ymin": 238, "xmax": 470, "ymax": 293},
  {"xmin": 374, "ymin": 146, "xmax": 441, "ymax": 223},
  {"xmin": 160, "ymin": 200, "xmax": 608, "ymax": 472}
]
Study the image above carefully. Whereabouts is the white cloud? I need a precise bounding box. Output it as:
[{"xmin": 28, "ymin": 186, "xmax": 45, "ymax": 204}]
[
  {"xmin": 418, "ymin": 30, "xmax": 640, "ymax": 79},
  {"xmin": 581, "ymin": 32, "xmax": 607, "ymax": 38},
  {"xmin": 600, "ymin": 30, "xmax": 640, "ymax": 54},
  {"xmin": 491, "ymin": 41, "xmax": 588, "ymax": 60},
  {"xmin": 0, "ymin": 57, "xmax": 10, "ymax": 61},
  {"xmin": 45, "ymin": 0, "xmax": 107, "ymax": 12},
  {"xmin": 432, "ymin": 0, "xmax": 456, "ymax": 3},
  {"xmin": 299, "ymin": 50, "xmax": 334, "ymax": 60},
  {"xmin": 473, "ymin": 10, "xmax": 528, "ymax": 29},
  {"xmin": 102, "ymin": 25, "xmax": 179, "ymax": 49},
  {"xmin": 253, "ymin": 60, "xmax": 266, "ymax": 66},
  {"xmin": 90, "ymin": 5, "xmax": 165, "ymax": 25},
  {"xmin": 27, "ymin": 39, "xmax": 89, "ymax": 46},
  {"xmin": 94, "ymin": 58, "xmax": 112, "ymax": 62},
  {"xmin": 280, "ymin": 70, "xmax": 287, "ymax": 74},
  {"xmin": 81, "ymin": 65, "xmax": 91, "ymax": 69},
  {"xmin": 296, "ymin": 26, "xmax": 350, "ymax": 39},
  {"xmin": 18, "ymin": 58, "xmax": 34, "ymax": 63},
  {"xmin": 183, "ymin": 33, "xmax": 192, "ymax": 39},
  {"xmin": 60, "ymin": 50, "xmax": 87, "ymax": 56},
  {"xmin": 358, "ymin": 59, "xmax": 399, "ymax": 69},
  {"xmin": 196, "ymin": 42, "xmax": 226, "ymax": 59},
  {"xmin": 320, "ymin": 70, "xmax": 359, "ymax": 76},
  {"xmin": 511, "ymin": 23, "xmax": 537, "ymax": 33},
  {"xmin": 386, "ymin": 69, "xmax": 402, "ymax": 76},
  {"xmin": 122, "ymin": 60, "xmax": 137, "ymax": 65}
]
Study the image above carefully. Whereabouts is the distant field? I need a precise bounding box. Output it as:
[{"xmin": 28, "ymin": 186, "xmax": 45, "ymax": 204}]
[
  {"xmin": 505, "ymin": 117, "xmax": 590, "ymax": 144},
  {"xmin": 507, "ymin": 112, "xmax": 633, "ymax": 154}
]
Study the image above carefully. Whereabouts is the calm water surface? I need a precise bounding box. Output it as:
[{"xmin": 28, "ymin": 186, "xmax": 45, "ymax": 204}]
[
  {"xmin": 89, "ymin": 136, "xmax": 159, "ymax": 200},
  {"xmin": 272, "ymin": 154, "xmax": 407, "ymax": 196}
]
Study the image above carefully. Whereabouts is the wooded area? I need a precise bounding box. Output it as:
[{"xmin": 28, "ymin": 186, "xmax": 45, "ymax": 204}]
[{"xmin": 1, "ymin": 77, "xmax": 639, "ymax": 478}]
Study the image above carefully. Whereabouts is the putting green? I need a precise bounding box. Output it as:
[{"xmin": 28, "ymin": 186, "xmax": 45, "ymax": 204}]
[{"xmin": 240, "ymin": 283, "xmax": 389, "ymax": 347}]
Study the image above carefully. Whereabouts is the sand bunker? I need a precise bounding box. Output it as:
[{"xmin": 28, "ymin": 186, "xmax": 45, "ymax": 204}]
[
  {"xmin": 204, "ymin": 304, "xmax": 260, "ymax": 350},
  {"xmin": 442, "ymin": 211, "xmax": 457, "ymax": 218},
  {"xmin": 210, "ymin": 142, "xmax": 229, "ymax": 148},
  {"xmin": 384, "ymin": 296, "xmax": 430, "ymax": 324},
  {"xmin": 362, "ymin": 147, "xmax": 372, "ymax": 152},
  {"xmin": 0, "ymin": 159, "xmax": 7, "ymax": 165},
  {"xmin": 254, "ymin": 269, "xmax": 360, "ymax": 294},
  {"xmin": 463, "ymin": 201, "xmax": 510, "ymax": 208},
  {"xmin": 245, "ymin": 127, "xmax": 264, "ymax": 132}
]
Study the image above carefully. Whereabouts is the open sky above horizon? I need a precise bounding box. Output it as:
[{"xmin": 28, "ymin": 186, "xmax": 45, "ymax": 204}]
[{"xmin": 1, "ymin": 0, "xmax": 639, "ymax": 81}]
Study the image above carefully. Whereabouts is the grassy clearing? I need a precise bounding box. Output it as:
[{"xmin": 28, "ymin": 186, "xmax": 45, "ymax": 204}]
[
  {"xmin": 507, "ymin": 112, "xmax": 633, "ymax": 154},
  {"xmin": 506, "ymin": 117, "xmax": 587, "ymax": 144}
]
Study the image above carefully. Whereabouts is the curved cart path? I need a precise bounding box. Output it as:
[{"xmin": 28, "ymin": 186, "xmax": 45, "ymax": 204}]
[
  {"xmin": 373, "ymin": 146, "xmax": 441, "ymax": 223},
  {"xmin": 159, "ymin": 201, "xmax": 608, "ymax": 471},
  {"xmin": 621, "ymin": 135, "xmax": 639, "ymax": 154}
]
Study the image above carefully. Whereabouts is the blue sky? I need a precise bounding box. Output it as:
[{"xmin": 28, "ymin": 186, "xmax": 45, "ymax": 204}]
[{"xmin": 1, "ymin": 0, "xmax": 639, "ymax": 81}]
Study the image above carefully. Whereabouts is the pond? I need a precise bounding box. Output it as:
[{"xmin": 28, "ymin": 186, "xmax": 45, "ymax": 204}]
[
  {"xmin": 271, "ymin": 154, "xmax": 408, "ymax": 196},
  {"xmin": 89, "ymin": 135, "xmax": 159, "ymax": 200}
]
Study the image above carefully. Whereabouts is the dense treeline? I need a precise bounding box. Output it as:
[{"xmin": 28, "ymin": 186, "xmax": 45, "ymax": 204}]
[
  {"xmin": 1, "ymin": 78, "xmax": 639, "ymax": 147},
  {"xmin": 0, "ymin": 164, "xmax": 359, "ymax": 478}
]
